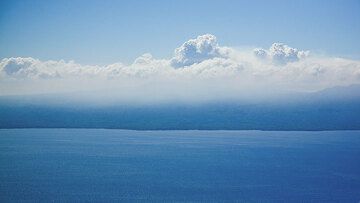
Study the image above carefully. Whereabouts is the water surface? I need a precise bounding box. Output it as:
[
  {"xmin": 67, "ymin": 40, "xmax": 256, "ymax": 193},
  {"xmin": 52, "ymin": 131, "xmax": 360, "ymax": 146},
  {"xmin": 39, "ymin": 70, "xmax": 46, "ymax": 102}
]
[{"xmin": 0, "ymin": 129, "xmax": 359, "ymax": 202}]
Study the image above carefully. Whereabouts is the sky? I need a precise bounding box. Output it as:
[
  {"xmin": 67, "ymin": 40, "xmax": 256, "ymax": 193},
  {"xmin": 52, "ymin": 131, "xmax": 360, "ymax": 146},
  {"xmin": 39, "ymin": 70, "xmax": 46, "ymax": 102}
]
[
  {"xmin": 0, "ymin": 0, "xmax": 360, "ymax": 104},
  {"xmin": 1, "ymin": 0, "xmax": 360, "ymax": 64}
]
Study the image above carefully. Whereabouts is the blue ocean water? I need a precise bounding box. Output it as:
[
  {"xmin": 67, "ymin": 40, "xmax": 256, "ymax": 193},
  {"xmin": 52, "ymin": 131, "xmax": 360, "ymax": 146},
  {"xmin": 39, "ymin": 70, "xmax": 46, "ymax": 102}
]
[{"xmin": 0, "ymin": 129, "xmax": 359, "ymax": 202}]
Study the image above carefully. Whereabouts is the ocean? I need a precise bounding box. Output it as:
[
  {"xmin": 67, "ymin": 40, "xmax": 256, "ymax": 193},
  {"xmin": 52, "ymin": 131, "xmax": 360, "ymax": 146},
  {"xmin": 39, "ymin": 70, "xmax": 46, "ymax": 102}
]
[{"xmin": 0, "ymin": 129, "xmax": 359, "ymax": 202}]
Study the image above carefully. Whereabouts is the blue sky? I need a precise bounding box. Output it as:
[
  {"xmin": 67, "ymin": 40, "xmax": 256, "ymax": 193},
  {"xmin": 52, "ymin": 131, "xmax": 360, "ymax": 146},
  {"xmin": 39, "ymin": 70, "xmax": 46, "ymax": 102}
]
[{"xmin": 0, "ymin": 0, "xmax": 360, "ymax": 64}]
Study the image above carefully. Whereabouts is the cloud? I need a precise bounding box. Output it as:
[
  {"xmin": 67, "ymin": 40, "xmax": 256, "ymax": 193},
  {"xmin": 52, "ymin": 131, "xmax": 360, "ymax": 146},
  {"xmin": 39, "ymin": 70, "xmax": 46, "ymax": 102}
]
[
  {"xmin": 254, "ymin": 43, "xmax": 309, "ymax": 65},
  {"xmin": 0, "ymin": 57, "xmax": 52, "ymax": 78},
  {"xmin": 170, "ymin": 34, "xmax": 228, "ymax": 67},
  {"xmin": 253, "ymin": 48, "xmax": 268, "ymax": 60},
  {"xmin": 1, "ymin": 34, "xmax": 360, "ymax": 103}
]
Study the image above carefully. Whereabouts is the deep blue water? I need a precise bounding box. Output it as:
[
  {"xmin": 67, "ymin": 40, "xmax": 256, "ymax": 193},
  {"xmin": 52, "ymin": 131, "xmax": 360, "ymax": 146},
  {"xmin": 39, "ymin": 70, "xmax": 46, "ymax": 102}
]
[{"xmin": 0, "ymin": 129, "xmax": 359, "ymax": 202}]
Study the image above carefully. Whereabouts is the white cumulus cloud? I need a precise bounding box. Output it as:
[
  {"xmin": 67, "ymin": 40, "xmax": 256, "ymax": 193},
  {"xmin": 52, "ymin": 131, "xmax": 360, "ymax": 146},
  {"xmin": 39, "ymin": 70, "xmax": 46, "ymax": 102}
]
[
  {"xmin": 254, "ymin": 43, "xmax": 309, "ymax": 65},
  {"xmin": 170, "ymin": 34, "xmax": 229, "ymax": 67}
]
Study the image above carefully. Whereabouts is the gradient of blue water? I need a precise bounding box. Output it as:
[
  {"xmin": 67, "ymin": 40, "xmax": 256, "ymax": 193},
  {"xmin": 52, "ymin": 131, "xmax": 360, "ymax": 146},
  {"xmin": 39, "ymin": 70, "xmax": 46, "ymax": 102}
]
[{"xmin": 1, "ymin": 129, "xmax": 359, "ymax": 202}]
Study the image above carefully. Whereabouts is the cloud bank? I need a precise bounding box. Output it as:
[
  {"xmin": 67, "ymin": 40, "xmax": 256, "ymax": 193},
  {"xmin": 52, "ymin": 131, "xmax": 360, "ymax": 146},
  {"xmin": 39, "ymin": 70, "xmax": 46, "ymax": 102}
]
[{"xmin": 1, "ymin": 34, "xmax": 360, "ymax": 103}]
